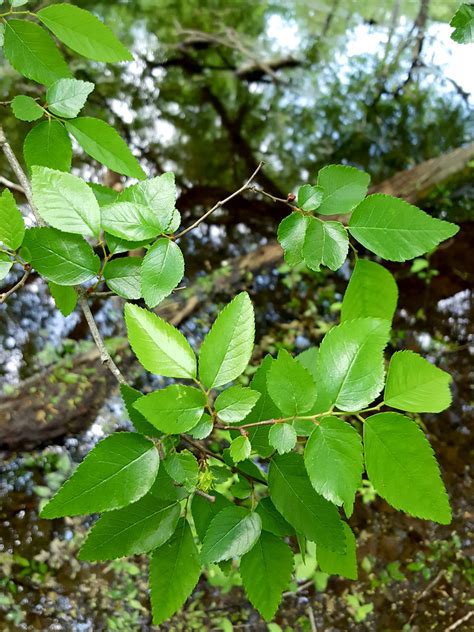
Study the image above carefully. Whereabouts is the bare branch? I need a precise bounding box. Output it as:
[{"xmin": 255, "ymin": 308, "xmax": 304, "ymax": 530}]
[
  {"xmin": 0, "ymin": 268, "xmax": 31, "ymax": 304},
  {"xmin": 0, "ymin": 175, "xmax": 25, "ymax": 194},
  {"xmin": 174, "ymin": 161, "xmax": 264, "ymax": 240}
]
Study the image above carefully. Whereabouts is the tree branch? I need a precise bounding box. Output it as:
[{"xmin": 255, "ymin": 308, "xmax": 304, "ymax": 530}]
[
  {"xmin": 175, "ymin": 161, "xmax": 264, "ymax": 240},
  {"xmin": 0, "ymin": 268, "xmax": 31, "ymax": 304}
]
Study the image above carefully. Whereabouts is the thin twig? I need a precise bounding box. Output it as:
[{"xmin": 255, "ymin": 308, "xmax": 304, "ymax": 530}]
[
  {"xmin": 249, "ymin": 185, "xmax": 297, "ymax": 209},
  {"xmin": 445, "ymin": 611, "xmax": 474, "ymax": 632},
  {"xmin": 194, "ymin": 489, "xmax": 216, "ymax": 503},
  {"xmin": 77, "ymin": 293, "xmax": 126, "ymax": 384},
  {"xmin": 175, "ymin": 162, "xmax": 264, "ymax": 240},
  {"xmin": 0, "ymin": 268, "xmax": 31, "ymax": 303},
  {"xmin": 0, "ymin": 175, "xmax": 25, "ymax": 194}
]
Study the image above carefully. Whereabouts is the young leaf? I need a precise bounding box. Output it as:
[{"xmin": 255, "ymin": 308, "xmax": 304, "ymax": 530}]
[
  {"xmin": 48, "ymin": 282, "xmax": 77, "ymax": 317},
  {"xmin": 46, "ymin": 78, "xmax": 94, "ymax": 118},
  {"xmin": 341, "ymin": 259, "xmax": 398, "ymax": 323},
  {"xmin": 22, "ymin": 227, "xmax": 100, "ymax": 285},
  {"xmin": 31, "ymin": 166, "xmax": 101, "ymax": 237},
  {"xmin": 0, "ymin": 189, "xmax": 25, "ymax": 250},
  {"xmin": 120, "ymin": 383, "xmax": 161, "ymax": 438},
  {"xmin": 215, "ymin": 386, "xmax": 261, "ymax": 423},
  {"xmin": 268, "ymin": 423, "xmax": 297, "ymax": 454},
  {"xmin": 303, "ymin": 217, "xmax": 349, "ymax": 271},
  {"xmin": 201, "ymin": 506, "xmax": 262, "ymax": 564},
  {"xmin": 79, "ymin": 491, "xmax": 180, "ymax": 561},
  {"xmin": 124, "ymin": 303, "xmax": 196, "ymax": 378},
  {"xmin": 149, "ymin": 519, "xmax": 201, "ymax": 626},
  {"xmin": 40, "ymin": 432, "xmax": 159, "ymax": 518},
  {"xmin": 268, "ymin": 453, "xmax": 345, "ymax": 552},
  {"xmin": 450, "ymin": 3, "xmax": 474, "ymax": 44},
  {"xmin": 188, "ymin": 413, "xmax": 213, "ymax": 439},
  {"xmin": 384, "ymin": 350, "xmax": 452, "ymax": 413},
  {"xmin": 141, "ymin": 238, "xmax": 184, "ymax": 308},
  {"xmin": 199, "ymin": 292, "xmax": 254, "ymax": 389},
  {"xmin": 240, "ymin": 531, "xmax": 294, "ymax": 621},
  {"xmin": 192, "ymin": 492, "xmax": 233, "ymax": 542},
  {"xmin": 37, "ymin": 4, "xmax": 133, "ymax": 63},
  {"xmin": 134, "ymin": 385, "xmax": 206, "ymax": 434},
  {"xmin": 267, "ymin": 349, "xmax": 317, "ymax": 416},
  {"xmin": 229, "ymin": 435, "xmax": 251, "ymax": 463},
  {"xmin": 317, "ymin": 522, "xmax": 357, "ymax": 580},
  {"xmin": 11, "ymin": 95, "xmax": 43, "ymax": 122},
  {"xmin": 255, "ymin": 497, "xmax": 294, "ymax": 537},
  {"xmin": 277, "ymin": 212, "xmax": 309, "ymax": 266},
  {"xmin": 163, "ymin": 450, "xmax": 199, "ymax": 490},
  {"xmin": 101, "ymin": 201, "xmax": 163, "ymax": 241},
  {"xmin": 0, "ymin": 254, "xmax": 13, "ymax": 280},
  {"xmin": 297, "ymin": 184, "xmax": 323, "ymax": 212},
  {"xmin": 316, "ymin": 165, "xmax": 370, "ymax": 215},
  {"xmin": 349, "ymin": 194, "xmax": 459, "ymax": 261},
  {"xmin": 65, "ymin": 118, "xmax": 145, "ymax": 179},
  {"xmin": 104, "ymin": 257, "xmax": 142, "ymax": 300},
  {"xmin": 304, "ymin": 416, "xmax": 363, "ymax": 516},
  {"xmin": 3, "ymin": 19, "xmax": 71, "ymax": 86},
  {"xmin": 118, "ymin": 173, "xmax": 176, "ymax": 233},
  {"xmin": 23, "ymin": 120, "xmax": 72, "ymax": 172},
  {"xmin": 317, "ymin": 317, "xmax": 390, "ymax": 411},
  {"xmin": 364, "ymin": 413, "xmax": 451, "ymax": 524}
]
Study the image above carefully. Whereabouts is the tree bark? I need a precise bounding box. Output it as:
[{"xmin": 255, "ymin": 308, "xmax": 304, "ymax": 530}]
[{"xmin": 1, "ymin": 142, "xmax": 472, "ymax": 449}]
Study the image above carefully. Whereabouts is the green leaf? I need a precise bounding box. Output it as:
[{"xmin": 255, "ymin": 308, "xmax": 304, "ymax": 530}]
[
  {"xmin": 199, "ymin": 292, "xmax": 254, "ymax": 389},
  {"xmin": 23, "ymin": 120, "xmax": 72, "ymax": 172},
  {"xmin": 268, "ymin": 453, "xmax": 345, "ymax": 552},
  {"xmin": 0, "ymin": 24, "xmax": 5, "ymax": 48},
  {"xmin": 40, "ymin": 432, "xmax": 159, "ymax": 518},
  {"xmin": 166, "ymin": 208, "xmax": 181, "ymax": 233},
  {"xmin": 79, "ymin": 486, "xmax": 180, "ymax": 561},
  {"xmin": 46, "ymin": 78, "xmax": 94, "ymax": 118},
  {"xmin": 201, "ymin": 506, "xmax": 262, "ymax": 565},
  {"xmin": 118, "ymin": 173, "xmax": 176, "ymax": 233},
  {"xmin": 304, "ymin": 416, "xmax": 363, "ymax": 516},
  {"xmin": 65, "ymin": 118, "xmax": 145, "ymax": 179},
  {"xmin": 141, "ymin": 238, "xmax": 184, "ymax": 308},
  {"xmin": 164, "ymin": 450, "xmax": 199, "ymax": 491},
  {"xmin": 89, "ymin": 183, "xmax": 118, "ymax": 207},
  {"xmin": 297, "ymin": 184, "xmax": 323, "ymax": 212},
  {"xmin": 348, "ymin": 194, "xmax": 459, "ymax": 262},
  {"xmin": 31, "ymin": 166, "xmax": 101, "ymax": 237},
  {"xmin": 277, "ymin": 213, "xmax": 309, "ymax": 266},
  {"xmin": 268, "ymin": 423, "xmax": 297, "ymax": 454},
  {"xmin": 104, "ymin": 257, "xmax": 142, "ymax": 300},
  {"xmin": 22, "ymin": 227, "xmax": 100, "ymax": 285},
  {"xmin": 134, "ymin": 385, "xmax": 206, "ymax": 434},
  {"xmin": 317, "ymin": 522, "xmax": 357, "ymax": 580},
  {"xmin": 124, "ymin": 303, "xmax": 196, "ymax": 378},
  {"xmin": 450, "ymin": 3, "xmax": 474, "ymax": 44},
  {"xmin": 120, "ymin": 383, "xmax": 161, "ymax": 438},
  {"xmin": 317, "ymin": 317, "xmax": 390, "ymax": 411},
  {"xmin": 229, "ymin": 435, "xmax": 251, "ymax": 463},
  {"xmin": 267, "ymin": 349, "xmax": 317, "ymax": 416},
  {"xmin": 149, "ymin": 519, "xmax": 201, "ymax": 626},
  {"xmin": 101, "ymin": 201, "xmax": 163, "ymax": 241},
  {"xmin": 0, "ymin": 253, "xmax": 13, "ymax": 280},
  {"xmin": 255, "ymin": 497, "xmax": 294, "ymax": 537},
  {"xmin": 189, "ymin": 414, "xmax": 213, "ymax": 439},
  {"xmin": 215, "ymin": 386, "xmax": 261, "ymax": 423},
  {"xmin": 192, "ymin": 492, "xmax": 233, "ymax": 542},
  {"xmin": 316, "ymin": 165, "xmax": 370, "ymax": 215},
  {"xmin": 384, "ymin": 350, "xmax": 452, "ymax": 413},
  {"xmin": 341, "ymin": 259, "xmax": 398, "ymax": 323},
  {"xmin": 295, "ymin": 346, "xmax": 319, "ymax": 382},
  {"xmin": 240, "ymin": 531, "xmax": 294, "ymax": 621},
  {"xmin": 364, "ymin": 413, "xmax": 451, "ymax": 524},
  {"xmin": 3, "ymin": 19, "xmax": 71, "ymax": 86},
  {"xmin": 0, "ymin": 189, "xmax": 25, "ymax": 250},
  {"xmin": 303, "ymin": 217, "xmax": 348, "ymax": 271},
  {"xmin": 37, "ymin": 4, "xmax": 133, "ymax": 63},
  {"xmin": 11, "ymin": 95, "xmax": 43, "ymax": 122},
  {"xmin": 48, "ymin": 282, "xmax": 77, "ymax": 317}
]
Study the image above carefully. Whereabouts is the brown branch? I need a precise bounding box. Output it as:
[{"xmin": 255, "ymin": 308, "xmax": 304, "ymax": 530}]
[{"xmin": 0, "ymin": 268, "xmax": 31, "ymax": 304}]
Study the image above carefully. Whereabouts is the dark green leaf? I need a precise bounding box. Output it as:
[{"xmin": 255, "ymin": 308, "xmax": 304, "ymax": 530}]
[
  {"xmin": 164, "ymin": 450, "xmax": 199, "ymax": 490},
  {"xmin": 316, "ymin": 164, "xmax": 370, "ymax": 215},
  {"xmin": 303, "ymin": 218, "xmax": 348, "ymax": 271},
  {"xmin": 341, "ymin": 259, "xmax": 398, "ymax": 323},
  {"xmin": 48, "ymin": 282, "xmax": 77, "ymax": 317},
  {"xmin": 267, "ymin": 349, "xmax": 317, "ymax": 416},
  {"xmin": 192, "ymin": 492, "xmax": 232, "ymax": 542},
  {"xmin": 22, "ymin": 227, "xmax": 100, "ymax": 285},
  {"xmin": 40, "ymin": 432, "xmax": 159, "ymax": 518},
  {"xmin": 65, "ymin": 117, "xmax": 145, "ymax": 179},
  {"xmin": 24, "ymin": 120, "xmax": 72, "ymax": 172},
  {"xmin": 317, "ymin": 522, "xmax": 357, "ymax": 579},
  {"xmin": 277, "ymin": 212, "xmax": 308, "ymax": 266},
  {"xmin": 120, "ymin": 384, "xmax": 162, "ymax": 438},
  {"xmin": 37, "ymin": 4, "xmax": 133, "ymax": 62},
  {"xmin": 201, "ymin": 506, "xmax": 262, "ymax": 564},
  {"xmin": 297, "ymin": 184, "xmax": 323, "ymax": 211},
  {"xmin": 141, "ymin": 238, "xmax": 184, "ymax": 308},
  {"xmin": 364, "ymin": 413, "xmax": 451, "ymax": 524},
  {"xmin": 255, "ymin": 497, "xmax": 294, "ymax": 537}
]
